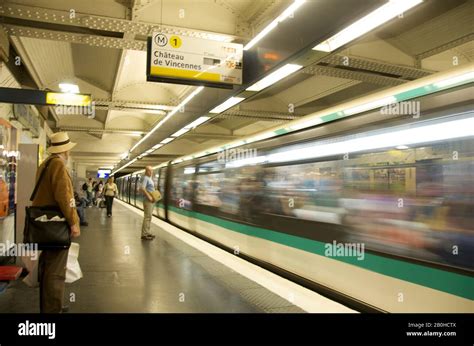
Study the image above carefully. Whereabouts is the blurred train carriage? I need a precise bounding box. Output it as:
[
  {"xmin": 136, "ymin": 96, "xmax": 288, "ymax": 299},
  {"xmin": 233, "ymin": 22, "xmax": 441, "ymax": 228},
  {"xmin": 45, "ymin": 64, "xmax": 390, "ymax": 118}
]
[{"xmin": 116, "ymin": 85, "xmax": 474, "ymax": 313}]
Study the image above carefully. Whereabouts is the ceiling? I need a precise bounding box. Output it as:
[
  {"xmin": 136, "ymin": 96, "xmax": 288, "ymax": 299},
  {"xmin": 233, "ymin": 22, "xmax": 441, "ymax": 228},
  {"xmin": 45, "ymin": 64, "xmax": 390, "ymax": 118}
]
[{"xmin": 0, "ymin": 0, "xmax": 472, "ymax": 174}]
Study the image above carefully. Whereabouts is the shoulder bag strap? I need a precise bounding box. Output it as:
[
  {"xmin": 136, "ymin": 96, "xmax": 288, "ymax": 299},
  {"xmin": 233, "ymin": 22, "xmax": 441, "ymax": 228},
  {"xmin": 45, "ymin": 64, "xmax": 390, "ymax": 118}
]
[{"xmin": 29, "ymin": 157, "xmax": 55, "ymax": 201}]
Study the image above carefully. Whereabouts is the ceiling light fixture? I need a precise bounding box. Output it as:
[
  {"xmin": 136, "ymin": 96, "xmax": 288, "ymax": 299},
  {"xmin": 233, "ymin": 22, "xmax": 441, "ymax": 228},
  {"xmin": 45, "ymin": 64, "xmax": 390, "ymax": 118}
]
[
  {"xmin": 113, "ymin": 158, "xmax": 137, "ymax": 175},
  {"xmin": 246, "ymin": 64, "xmax": 303, "ymax": 92},
  {"xmin": 313, "ymin": 0, "xmax": 423, "ymax": 52},
  {"xmin": 244, "ymin": 0, "xmax": 306, "ymax": 51},
  {"xmin": 209, "ymin": 97, "xmax": 245, "ymax": 114},
  {"xmin": 59, "ymin": 83, "xmax": 80, "ymax": 94},
  {"xmin": 185, "ymin": 116, "xmax": 211, "ymax": 129},
  {"xmin": 130, "ymin": 86, "xmax": 204, "ymax": 152},
  {"xmin": 160, "ymin": 137, "xmax": 174, "ymax": 144},
  {"xmin": 172, "ymin": 128, "xmax": 191, "ymax": 137}
]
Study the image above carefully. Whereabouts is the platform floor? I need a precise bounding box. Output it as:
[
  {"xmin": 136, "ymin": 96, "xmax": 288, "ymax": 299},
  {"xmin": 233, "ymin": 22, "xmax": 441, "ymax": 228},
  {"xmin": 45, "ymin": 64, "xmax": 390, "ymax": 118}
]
[{"xmin": 0, "ymin": 202, "xmax": 306, "ymax": 313}]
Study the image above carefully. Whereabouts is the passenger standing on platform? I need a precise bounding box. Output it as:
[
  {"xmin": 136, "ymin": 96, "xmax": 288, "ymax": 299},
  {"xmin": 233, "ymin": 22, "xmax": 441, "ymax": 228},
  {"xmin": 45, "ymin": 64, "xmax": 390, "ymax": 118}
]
[
  {"xmin": 32, "ymin": 132, "xmax": 80, "ymax": 313},
  {"xmin": 86, "ymin": 177, "xmax": 93, "ymax": 207},
  {"xmin": 140, "ymin": 166, "xmax": 157, "ymax": 240},
  {"xmin": 104, "ymin": 177, "xmax": 118, "ymax": 217}
]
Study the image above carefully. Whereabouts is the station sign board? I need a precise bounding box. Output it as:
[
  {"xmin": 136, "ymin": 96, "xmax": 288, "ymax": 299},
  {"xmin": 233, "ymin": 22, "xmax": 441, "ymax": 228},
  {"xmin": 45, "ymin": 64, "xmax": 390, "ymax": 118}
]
[{"xmin": 147, "ymin": 32, "xmax": 243, "ymax": 88}]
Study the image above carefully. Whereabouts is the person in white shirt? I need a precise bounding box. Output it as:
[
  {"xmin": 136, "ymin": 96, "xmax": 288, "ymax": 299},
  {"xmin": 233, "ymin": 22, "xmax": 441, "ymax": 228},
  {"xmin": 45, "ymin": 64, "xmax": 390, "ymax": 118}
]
[{"xmin": 104, "ymin": 177, "xmax": 118, "ymax": 217}]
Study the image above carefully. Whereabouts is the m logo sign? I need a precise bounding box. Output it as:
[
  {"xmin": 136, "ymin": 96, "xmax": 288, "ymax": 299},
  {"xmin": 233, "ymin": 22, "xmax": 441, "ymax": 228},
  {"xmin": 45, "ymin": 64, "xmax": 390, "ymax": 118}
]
[{"xmin": 154, "ymin": 34, "xmax": 168, "ymax": 47}]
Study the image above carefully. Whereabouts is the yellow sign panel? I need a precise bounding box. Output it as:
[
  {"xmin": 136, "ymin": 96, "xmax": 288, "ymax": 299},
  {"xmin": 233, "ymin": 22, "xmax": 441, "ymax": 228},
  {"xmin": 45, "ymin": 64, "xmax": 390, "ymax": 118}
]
[
  {"xmin": 150, "ymin": 66, "xmax": 221, "ymax": 82},
  {"xmin": 46, "ymin": 92, "xmax": 91, "ymax": 106},
  {"xmin": 149, "ymin": 32, "xmax": 243, "ymax": 86}
]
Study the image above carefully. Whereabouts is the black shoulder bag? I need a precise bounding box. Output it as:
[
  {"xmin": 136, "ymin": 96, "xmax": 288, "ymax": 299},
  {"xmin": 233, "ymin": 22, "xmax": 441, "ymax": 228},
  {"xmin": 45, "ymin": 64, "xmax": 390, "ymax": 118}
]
[{"xmin": 23, "ymin": 158, "xmax": 72, "ymax": 250}]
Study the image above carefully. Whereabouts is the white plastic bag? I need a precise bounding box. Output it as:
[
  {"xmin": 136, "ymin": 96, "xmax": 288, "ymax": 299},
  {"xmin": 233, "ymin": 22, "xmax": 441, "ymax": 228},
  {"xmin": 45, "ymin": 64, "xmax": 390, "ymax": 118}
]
[
  {"xmin": 21, "ymin": 251, "xmax": 42, "ymax": 288},
  {"xmin": 65, "ymin": 242, "xmax": 83, "ymax": 283}
]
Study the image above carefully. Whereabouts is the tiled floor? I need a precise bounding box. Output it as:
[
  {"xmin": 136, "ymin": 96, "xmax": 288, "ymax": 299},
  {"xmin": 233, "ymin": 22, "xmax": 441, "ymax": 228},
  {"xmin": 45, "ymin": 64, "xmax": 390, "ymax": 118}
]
[{"xmin": 0, "ymin": 202, "xmax": 304, "ymax": 313}]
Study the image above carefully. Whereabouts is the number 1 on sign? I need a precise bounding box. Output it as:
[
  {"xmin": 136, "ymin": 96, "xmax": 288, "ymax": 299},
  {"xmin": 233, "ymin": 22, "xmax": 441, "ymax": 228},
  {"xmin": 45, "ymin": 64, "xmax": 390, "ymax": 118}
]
[{"xmin": 170, "ymin": 36, "xmax": 182, "ymax": 48}]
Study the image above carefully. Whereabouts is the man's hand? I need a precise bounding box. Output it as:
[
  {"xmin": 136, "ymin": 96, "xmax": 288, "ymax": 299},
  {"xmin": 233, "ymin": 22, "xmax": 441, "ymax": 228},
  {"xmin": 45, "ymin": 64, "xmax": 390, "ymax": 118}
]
[{"xmin": 70, "ymin": 224, "xmax": 81, "ymax": 238}]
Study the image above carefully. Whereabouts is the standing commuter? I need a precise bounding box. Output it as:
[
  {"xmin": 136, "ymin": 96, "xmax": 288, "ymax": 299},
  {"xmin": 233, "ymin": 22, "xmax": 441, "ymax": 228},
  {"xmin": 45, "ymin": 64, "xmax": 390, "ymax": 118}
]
[
  {"xmin": 104, "ymin": 177, "xmax": 118, "ymax": 217},
  {"xmin": 31, "ymin": 132, "xmax": 80, "ymax": 313},
  {"xmin": 140, "ymin": 166, "xmax": 157, "ymax": 240},
  {"xmin": 86, "ymin": 177, "xmax": 93, "ymax": 207}
]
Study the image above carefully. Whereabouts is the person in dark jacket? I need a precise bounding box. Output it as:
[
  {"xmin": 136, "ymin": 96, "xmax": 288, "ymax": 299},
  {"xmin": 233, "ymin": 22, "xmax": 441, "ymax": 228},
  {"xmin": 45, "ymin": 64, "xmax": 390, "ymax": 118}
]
[{"xmin": 32, "ymin": 132, "xmax": 80, "ymax": 313}]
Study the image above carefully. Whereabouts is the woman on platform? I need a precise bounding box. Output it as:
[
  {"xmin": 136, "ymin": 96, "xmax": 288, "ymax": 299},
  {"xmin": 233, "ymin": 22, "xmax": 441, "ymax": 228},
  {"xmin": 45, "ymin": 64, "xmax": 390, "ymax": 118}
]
[{"xmin": 104, "ymin": 177, "xmax": 118, "ymax": 217}]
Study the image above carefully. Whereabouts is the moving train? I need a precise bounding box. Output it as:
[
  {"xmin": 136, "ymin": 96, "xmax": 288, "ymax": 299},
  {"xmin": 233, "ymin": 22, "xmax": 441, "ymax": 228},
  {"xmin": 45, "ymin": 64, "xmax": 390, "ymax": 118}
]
[{"xmin": 116, "ymin": 84, "xmax": 474, "ymax": 313}]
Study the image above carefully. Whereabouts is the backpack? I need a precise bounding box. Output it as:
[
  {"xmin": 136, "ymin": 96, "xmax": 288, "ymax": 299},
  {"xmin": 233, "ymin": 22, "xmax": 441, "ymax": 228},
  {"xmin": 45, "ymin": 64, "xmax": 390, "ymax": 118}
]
[{"xmin": 82, "ymin": 183, "xmax": 88, "ymax": 191}]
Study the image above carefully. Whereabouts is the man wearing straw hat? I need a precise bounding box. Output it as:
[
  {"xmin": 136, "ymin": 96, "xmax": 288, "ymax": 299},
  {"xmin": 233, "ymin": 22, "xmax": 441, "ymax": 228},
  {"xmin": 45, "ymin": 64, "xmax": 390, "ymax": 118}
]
[{"xmin": 32, "ymin": 132, "xmax": 81, "ymax": 313}]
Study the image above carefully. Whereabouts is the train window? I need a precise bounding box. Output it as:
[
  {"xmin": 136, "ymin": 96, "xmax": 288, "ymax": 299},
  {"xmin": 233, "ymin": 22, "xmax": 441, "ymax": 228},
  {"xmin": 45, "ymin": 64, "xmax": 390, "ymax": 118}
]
[
  {"xmin": 170, "ymin": 166, "xmax": 194, "ymax": 210},
  {"xmin": 158, "ymin": 167, "xmax": 166, "ymax": 194},
  {"xmin": 153, "ymin": 169, "xmax": 159, "ymax": 188},
  {"xmin": 195, "ymin": 163, "xmax": 223, "ymax": 208},
  {"xmin": 198, "ymin": 160, "xmax": 224, "ymax": 173}
]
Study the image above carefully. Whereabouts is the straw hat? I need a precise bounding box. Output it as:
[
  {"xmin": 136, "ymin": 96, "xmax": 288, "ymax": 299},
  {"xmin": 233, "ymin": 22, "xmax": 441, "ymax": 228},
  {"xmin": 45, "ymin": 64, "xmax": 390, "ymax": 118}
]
[{"xmin": 47, "ymin": 132, "xmax": 76, "ymax": 154}]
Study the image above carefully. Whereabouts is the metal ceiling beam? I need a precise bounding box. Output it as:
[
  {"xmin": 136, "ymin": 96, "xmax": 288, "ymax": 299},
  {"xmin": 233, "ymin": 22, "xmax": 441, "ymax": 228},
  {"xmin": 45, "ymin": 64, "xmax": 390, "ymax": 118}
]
[
  {"xmin": 0, "ymin": 2, "xmax": 246, "ymax": 50},
  {"xmin": 320, "ymin": 54, "xmax": 434, "ymax": 80},
  {"xmin": 56, "ymin": 126, "xmax": 146, "ymax": 135},
  {"xmin": 184, "ymin": 132, "xmax": 240, "ymax": 140},
  {"xmin": 245, "ymin": 0, "xmax": 279, "ymax": 31},
  {"xmin": 4, "ymin": 24, "xmax": 146, "ymax": 50},
  {"xmin": 94, "ymin": 98, "xmax": 174, "ymax": 111},
  {"xmin": 218, "ymin": 109, "xmax": 302, "ymax": 121},
  {"xmin": 131, "ymin": 0, "xmax": 160, "ymax": 20},
  {"xmin": 415, "ymin": 33, "xmax": 474, "ymax": 62},
  {"xmin": 302, "ymin": 65, "xmax": 407, "ymax": 87}
]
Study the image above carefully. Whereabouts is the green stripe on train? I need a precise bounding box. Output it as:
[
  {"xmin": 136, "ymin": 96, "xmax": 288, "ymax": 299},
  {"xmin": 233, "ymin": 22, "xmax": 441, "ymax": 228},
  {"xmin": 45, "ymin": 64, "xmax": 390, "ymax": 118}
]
[{"xmin": 168, "ymin": 205, "xmax": 474, "ymax": 300}]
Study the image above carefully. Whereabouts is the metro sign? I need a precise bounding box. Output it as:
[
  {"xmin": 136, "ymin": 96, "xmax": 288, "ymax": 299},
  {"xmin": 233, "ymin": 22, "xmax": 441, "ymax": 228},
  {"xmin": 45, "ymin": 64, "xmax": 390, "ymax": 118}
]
[{"xmin": 146, "ymin": 32, "xmax": 243, "ymax": 89}]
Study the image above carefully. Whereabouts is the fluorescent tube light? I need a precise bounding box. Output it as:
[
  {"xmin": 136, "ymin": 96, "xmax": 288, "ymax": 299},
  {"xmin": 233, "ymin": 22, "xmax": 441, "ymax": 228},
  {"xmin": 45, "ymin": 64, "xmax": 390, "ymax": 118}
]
[
  {"xmin": 185, "ymin": 116, "xmax": 211, "ymax": 129},
  {"xmin": 130, "ymin": 86, "xmax": 204, "ymax": 151},
  {"xmin": 313, "ymin": 0, "xmax": 423, "ymax": 52},
  {"xmin": 113, "ymin": 158, "xmax": 137, "ymax": 174},
  {"xmin": 343, "ymin": 96, "xmax": 396, "ymax": 116},
  {"xmin": 246, "ymin": 64, "xmax": 303, "ymax": 91},
  {"xmin": 59, "ymin": 83, "xmax": 79, "ymax": 94},
  {"xmin": 152, "ymin": 144, "xmax": 163, "ymax": 150},
  {"xmin": 172, "ymin": 127, "xmax": 191, "ymax": 137},
  {"xmin": 244, "ymin": 0, "xmax": 306, "ymax": 50},
  {"xmin": 160, "ymin": 137, "xmax": 174, "ymax": 144},
  {"xmin": 210, "ymin": 97, "xmax": 245, "ymax": 114}
]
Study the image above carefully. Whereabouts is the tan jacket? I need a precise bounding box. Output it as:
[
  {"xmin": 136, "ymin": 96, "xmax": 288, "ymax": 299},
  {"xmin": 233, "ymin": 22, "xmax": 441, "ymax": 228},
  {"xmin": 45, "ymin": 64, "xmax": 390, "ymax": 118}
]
[{"xmin": 31, "ymin": 155, "xmax": 79, "ymax": 227}]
